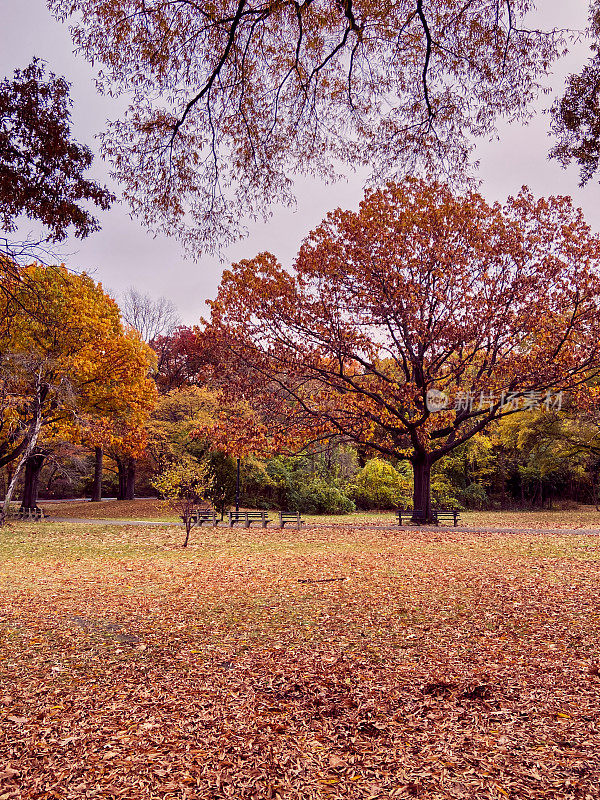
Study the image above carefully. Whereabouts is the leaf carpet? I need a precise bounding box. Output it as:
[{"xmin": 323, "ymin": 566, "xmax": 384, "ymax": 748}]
[{"xmin": 0, "ymin": 525, "xmax": 599, "ymax": 799}]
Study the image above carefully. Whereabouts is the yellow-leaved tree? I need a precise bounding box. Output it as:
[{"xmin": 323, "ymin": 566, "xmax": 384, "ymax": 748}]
[{"xmin": 0, "ymin": 264, "xmax": 157, "ymax": 522}]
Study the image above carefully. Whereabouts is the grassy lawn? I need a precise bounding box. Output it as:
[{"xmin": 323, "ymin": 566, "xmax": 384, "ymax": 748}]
[{"xmin": 1, "ymin": 523, "xmax": 599, "ymax": 799}]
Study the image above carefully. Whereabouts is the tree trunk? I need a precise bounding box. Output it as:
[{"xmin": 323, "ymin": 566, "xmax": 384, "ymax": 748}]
[
  {"xmin": 116, "ymin": 458, "xmax": 126, "ymax": 500},
  {"xmin": 46, "ymin": 465, "xmax": 58, "ymax": 494},
  {"xmin": 21, "ymin": 453, "xmax": 45, "ymax": 510},
  {"xmin": 412, "ymin": 454, "xmax": 433, "ymax": 523},
  {"xmin": 183, "ymin": 506, "xmax": 193, "ymax": 547},
  {"xmin": 125, "ymin": 460, "xmax": 136, "ymax": 500},
  {"xmin": 91, "ymin": 447, "xmax": 103, "ymax": 502},
  {"xmin": 116, "ymin": 457, "xmax": 135, "ymax": 500},
  {"xmin": 1, "ymin": 382, "xmax": 46, "ymax": 525}
]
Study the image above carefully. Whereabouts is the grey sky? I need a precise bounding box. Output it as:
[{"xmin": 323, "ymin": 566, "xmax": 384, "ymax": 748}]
[{"xmin": 2, "ymin": 0, "xmax": 600, "ymax": 325}]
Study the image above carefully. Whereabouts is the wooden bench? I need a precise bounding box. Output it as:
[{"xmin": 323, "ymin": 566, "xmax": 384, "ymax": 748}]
[
  {"xmin": 279, "ymin": 511, "xmax": 304, "ymax": 529},
  {"xmin": 183, "ymin": 510, "xmax": 227, "ymax": 527},
  {"xmin": 397, "ymin": 508, "xmax": 461, "ymax": 526},
  {"xmin": 228, "ymin": 511, "xmax": 270, "ymax": 528},
  {"xmin": 5, "ymin": 506, "xmax": 48, "ymax": 521}
]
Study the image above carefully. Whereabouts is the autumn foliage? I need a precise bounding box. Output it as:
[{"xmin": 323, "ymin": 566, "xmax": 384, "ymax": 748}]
[
  {"xmin": 0, "ymin": 60, "xmax": 113, "ymax": 264},
  {"xmin": 204, "ymin": 180, "xmax": 600, "ymax": 518},
  {"xmin": 49, "ymin": 0, "xmax": 562, "ymax": 252},
  {"xmin": 0, "ymin": 263, "xmax": 157, "ymax": 519}
]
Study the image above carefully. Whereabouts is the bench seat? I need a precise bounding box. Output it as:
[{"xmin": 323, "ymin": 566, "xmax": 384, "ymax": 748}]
[
  {"xmin": 5, "ymin": 506, "xmax": 48, "ymax": 521},
  {"xmin": 228, "ymin": 511, "xmax": 270, "ymax": 528},
  {"xmin": 397, "ymin": 508, "xmax": 461, "ymax": 526},
  {"xmin": 279, "ymin": 511, "xmax": 304, "ymax": 529}
]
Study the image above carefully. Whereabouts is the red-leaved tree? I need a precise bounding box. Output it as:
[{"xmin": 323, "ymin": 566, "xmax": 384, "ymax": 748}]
[{"xmin": 203, "ymin": 180, "xmax": 600, "ymax": 521}]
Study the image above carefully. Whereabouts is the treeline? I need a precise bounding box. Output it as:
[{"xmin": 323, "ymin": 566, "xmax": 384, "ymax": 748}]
[{"xmin": 2, "ymin": 275, "xmax": 598, "ymax": 515}]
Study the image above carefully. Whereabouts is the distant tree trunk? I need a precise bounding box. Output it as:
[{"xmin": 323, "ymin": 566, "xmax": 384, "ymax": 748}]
[
  {"xmin": 116, "ymin": 457, "xmax": 126, "ymax": 500},
  {"xmin": 46, "ymin": 464, "xmax": 58, "ymax": 494},
  {"xmin": 356, "ymin": 447, "xmax": 369, "ymax": 468},
  {"xmin": 21, "ymin": 453, "xmax": 45, "ymax": 510},
  {"xmin": 412, "ymin": 453, "xmax": 433, "ymax": 522},
  {"xmin": 91, "ymin": 447, "xmax": 103, "ymax": 502},
  {"xmin": 125, "ymin": 460, "xmax": 136, "ymax": 500},
  {"xmin": 499, "ymin": 460, "xmax": 507, "ymax": 509},
  {"xmin": 0, "ymin": 379, "xmax": 46, "ymax": 525},
  {"xmin": 115, "ymin": 457, "xmax": 136, "ymax": 500}
]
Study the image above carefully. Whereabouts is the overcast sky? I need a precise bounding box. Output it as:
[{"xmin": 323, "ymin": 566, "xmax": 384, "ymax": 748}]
[{"xmin": 2, "ymin": 0, "xmax": 600, "ymax": 324}]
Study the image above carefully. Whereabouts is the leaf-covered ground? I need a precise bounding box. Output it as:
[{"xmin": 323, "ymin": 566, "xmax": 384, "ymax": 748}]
[
  {"xmin": 1, "ymin": 524, "xmax": 599, "ymax": 799},
  {"xmin": 39, "ymin": 499, "xmax": 176, "ymax": 521}
]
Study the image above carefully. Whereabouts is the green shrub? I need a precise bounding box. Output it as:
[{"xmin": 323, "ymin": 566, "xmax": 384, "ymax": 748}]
[
  {"xmin": 239, "ymin": 455, "xmax": 355, "ymax": 514},
  {"xmin": 457, "ymin": 482, "xmax": 488, "ymax": 509},
  {"xmin": 430, "ymin": 474, "xmax": 461, "ymax": 508},
  {"xmin": 349, "ymin": 458, "xmax": 412, "ymax": 509}
]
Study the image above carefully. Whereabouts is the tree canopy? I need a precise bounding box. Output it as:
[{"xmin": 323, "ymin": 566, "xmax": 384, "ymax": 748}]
[
  {"xmin": 0, "ymin": 59, "xmax": 113, "ymax": 263},
  {"xmin": 49, "ymin": 0, "xmax": 562, "ymax": 253},
  {"xmin": 551, "ymin": 1, "xmax": 600, "ymax": 185},
  {"xmin": 0, "ymin": 263, "xmax": 156, "ymax": 520},
  {"xmin": 203, "ymin": 179, "xmax": 600, "ymax": 518}
]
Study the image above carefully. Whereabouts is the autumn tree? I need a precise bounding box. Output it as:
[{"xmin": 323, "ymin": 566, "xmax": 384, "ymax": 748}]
[
  {"xmin": 0, "ymin": 264, "xmax": 156, "ymax": 521},
  {"xmin": 103, "ymin": 424, "xmax": 150, "ymax": 501},
  {"xmin": 81, "ymin": 389, "xmax": 155, "ymax": 503},
  {"xmin": 152, "ymin": 460, "xmax": 209, "ymax": 547},
  {"xmin": 147, "ymin": 386, "xmax": 242, "ymax": 517},
  {"xmin": 105, "ymin": 288, "xmax": 181, "ymax": 498},
  {"xmin": 121, "ymin": 288, "xmax": 180, "ymax": 344},
  {"xmin": 0, "ymin": 59, "xmax": 113, "ymax": 265},
  {"xmin": 493, "ymin": 410, "xmax": 588, "ymax": 508},
  {"xmin": 49, "ymin": 0, "xmax": 562, "ymax": 252},
  {"xmin": 147, "ymin": 386, "xmax": 219, "ymax": 465},
  {"xmin": 151, "ymin": 327, "xmax": 208, "ymax": 393},
  {"xmin": 551, "ymin": 2, "xmax": 600, "ymax": 185},
  {"xmin": 203, "ymin": 180, "xmax": 600, "ymax": 521}
]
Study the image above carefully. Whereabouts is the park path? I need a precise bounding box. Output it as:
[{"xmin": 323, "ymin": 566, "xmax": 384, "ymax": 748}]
[
  {"xmin": 44, "ymin": 517, "xmax": 600, "ymax": 534},
  {"xmin": 47, "ymin": 517, "xmax": 179, "ymax": 526}
]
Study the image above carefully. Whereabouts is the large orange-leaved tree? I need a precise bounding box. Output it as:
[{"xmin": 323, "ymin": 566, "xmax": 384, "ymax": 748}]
[{"xmin": 203, "ymin": 180, "xmax": 600, "ymax": 521}]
